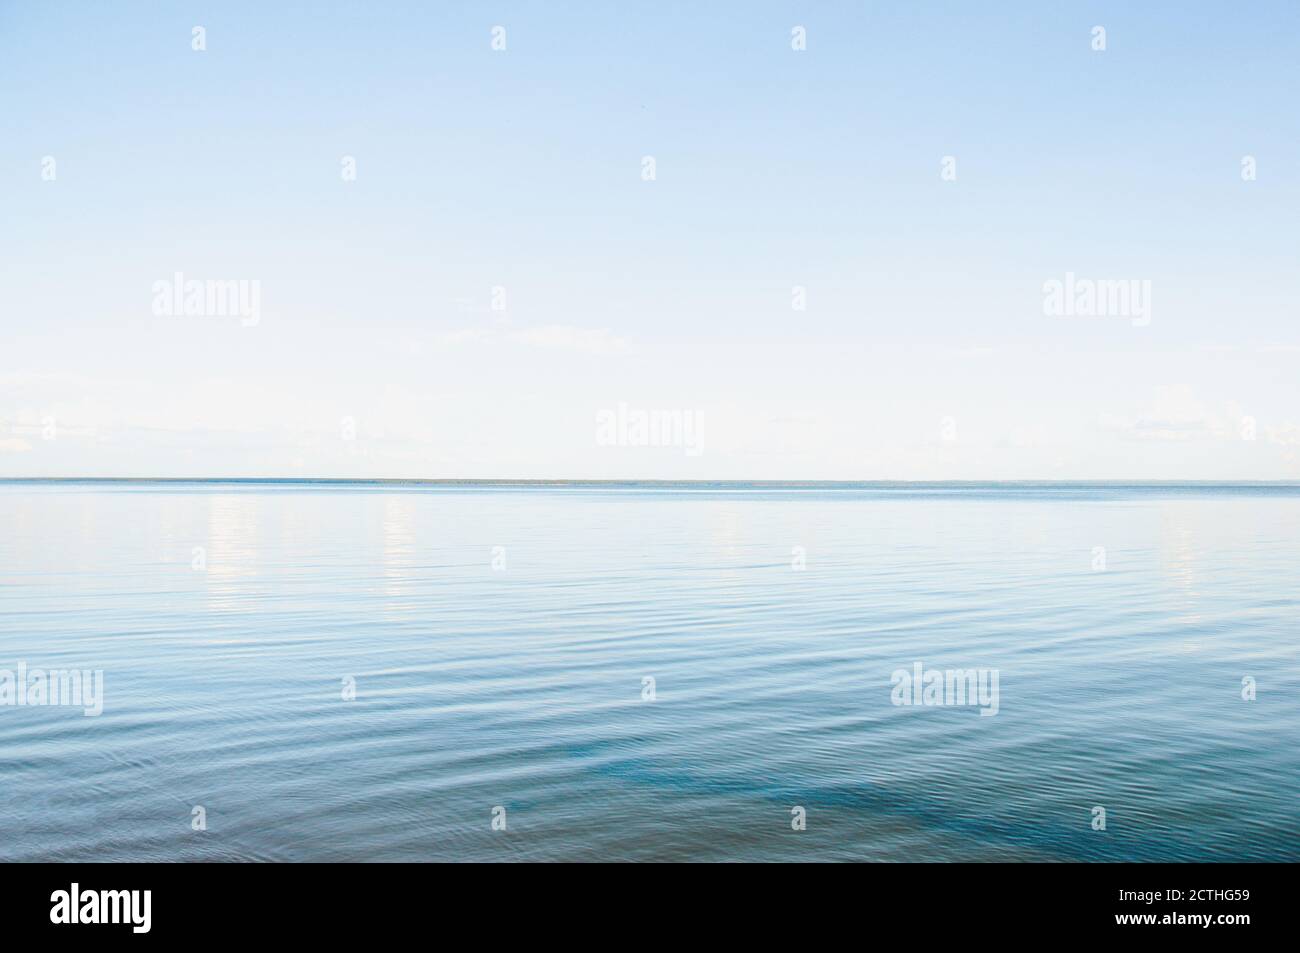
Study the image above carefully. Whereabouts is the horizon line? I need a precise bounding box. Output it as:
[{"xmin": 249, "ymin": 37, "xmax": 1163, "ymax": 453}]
[{"xmin": 5, "ymin": 478, "xmax": 1300, "ymax": 488}]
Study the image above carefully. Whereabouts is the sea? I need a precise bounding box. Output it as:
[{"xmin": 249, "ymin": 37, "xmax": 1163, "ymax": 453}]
[{"xmin": 1, "ymin": 480, "xmax": 1297, "ymax": 861}]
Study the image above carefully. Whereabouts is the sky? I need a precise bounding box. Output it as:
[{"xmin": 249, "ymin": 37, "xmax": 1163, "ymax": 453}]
[{"xmin": 2, "ymin": 1, "xmax": 1298, "ymax": 480}]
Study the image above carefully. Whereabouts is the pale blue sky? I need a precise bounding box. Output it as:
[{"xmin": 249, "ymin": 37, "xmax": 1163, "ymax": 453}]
[{"xmin": 2, "ymin": 1, "xmax": 1298, "ymax": 478}]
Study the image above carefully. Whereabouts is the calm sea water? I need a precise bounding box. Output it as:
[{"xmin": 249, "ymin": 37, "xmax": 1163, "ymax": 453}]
[{"xmin": 1, "ymin": 481, "xmax": 1297, "ymax": 862}]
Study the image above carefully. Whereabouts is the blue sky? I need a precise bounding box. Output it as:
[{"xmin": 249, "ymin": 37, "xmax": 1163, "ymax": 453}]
[{"xmin": 2, "ymin": 1, "xmax": 1298, "ymax": 478}]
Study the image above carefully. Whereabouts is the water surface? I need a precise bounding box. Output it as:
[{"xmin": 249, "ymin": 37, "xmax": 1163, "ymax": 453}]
[{"xmin": 1, "ymin": 481, "xmax": 1297, "ymax": 861}]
